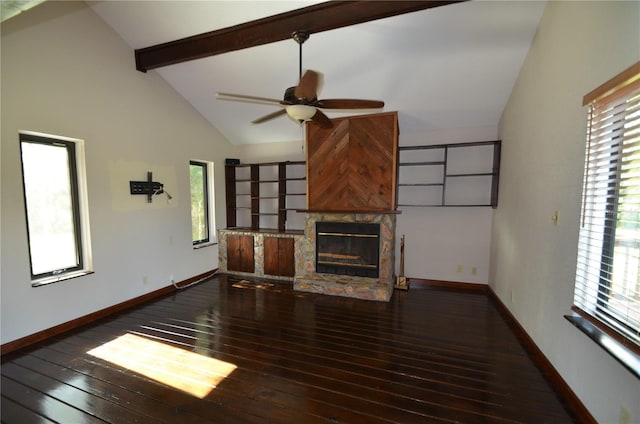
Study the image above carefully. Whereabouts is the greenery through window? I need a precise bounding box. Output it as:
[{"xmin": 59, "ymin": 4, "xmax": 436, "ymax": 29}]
[{"xmin": 190, "ymin": 161, "xmax": 210, "ymax": 245}]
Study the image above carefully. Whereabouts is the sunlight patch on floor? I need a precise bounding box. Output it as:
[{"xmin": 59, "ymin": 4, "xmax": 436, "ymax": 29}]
[
  {"xmin": 87, "ymin": 333, "xmax": 236, "ymax": 398},
  {"xmin": 232, "ymin": 280, "xmax": 275, "ymax": 290}
]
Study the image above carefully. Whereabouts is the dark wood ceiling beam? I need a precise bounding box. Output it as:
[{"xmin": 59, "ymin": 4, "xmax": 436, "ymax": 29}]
[{"xmin": 134, "ymin": 0, "xmax": 466, "ymax": 72}]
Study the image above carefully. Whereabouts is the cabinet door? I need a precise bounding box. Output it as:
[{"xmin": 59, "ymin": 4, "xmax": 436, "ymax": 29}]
[
  {"xmin": 263, "ymin": 237, "xmax": 279, "ymax": 276},
  {"xmin": 277, "ymin": 238, "xmax": 295, "ymax": 277},
  {"xmin": 264, "ymin": 237, "xmax": 295, "ymax": 277},
  {"xmin": 239, "ymin": 235, "xmax": 255, "ymax": 273},
  {"xmin": 227, "ymin": 235, "xmax": 254, "ymax": 273},
  {"xmin": 227, "ymin": 235, "xmax": 241, "ymax": 271}
]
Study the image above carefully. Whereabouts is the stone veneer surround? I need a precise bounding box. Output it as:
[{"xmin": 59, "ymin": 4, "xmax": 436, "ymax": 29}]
[{"xmin": 294, "ymin": 212, "xmax": 397, "ymax": 301}]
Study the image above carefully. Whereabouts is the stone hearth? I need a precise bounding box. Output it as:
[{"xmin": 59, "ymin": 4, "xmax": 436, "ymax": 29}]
[{"xmin": 294, "ymin": 212, "xmax": 397, "ymax": 302}]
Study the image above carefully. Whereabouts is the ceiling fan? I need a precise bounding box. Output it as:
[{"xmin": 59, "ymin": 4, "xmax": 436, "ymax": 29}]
[{"xmin": 217, "ymin": 31, "xmax": 384, "ymax": 129}]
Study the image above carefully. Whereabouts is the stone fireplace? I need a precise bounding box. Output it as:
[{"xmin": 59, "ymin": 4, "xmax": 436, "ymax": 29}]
[
  {"xmin": 294, "ymin": 212, "xmax": 397, "ymax": 302},
  {"xmin": 293, "ymin": 111, "xmax": 399, "ymax": 302}
]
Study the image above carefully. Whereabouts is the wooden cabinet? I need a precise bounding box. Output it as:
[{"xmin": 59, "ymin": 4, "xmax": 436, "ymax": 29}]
[
  {"xmin": 264, "ymin": 237, "xmax": 295, "ymax": 277},
  {"xmin": 219, "ymin": 229, "xmax": 301, "ymax": 280},
  {"xmin": 226, "ymin": 235, "xmax": 254, "ymax": 273}
]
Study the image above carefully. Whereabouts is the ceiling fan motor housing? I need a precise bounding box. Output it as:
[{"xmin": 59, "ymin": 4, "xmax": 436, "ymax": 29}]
[{"xmin": 284, "ymin": 86, "xmax": 316, "ymax": 104}]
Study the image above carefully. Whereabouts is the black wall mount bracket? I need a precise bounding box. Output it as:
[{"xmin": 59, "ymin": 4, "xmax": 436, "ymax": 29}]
[{"xmin": 129, "ymin": 171, "xmax": 164, "ymax": 203}]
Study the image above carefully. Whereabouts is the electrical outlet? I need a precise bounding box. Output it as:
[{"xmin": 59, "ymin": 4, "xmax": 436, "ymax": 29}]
[
  {"xmin": 471, "ymin": 267, "xmax": 477, "ymax": 275},
  {"xmin": 456, "ymin": 265, "xmax": 463, "ymax": 273},
  {"xmin": 619, "ymin": 406, "xmax": 631, "ymax": 424},
  {"xmin": 142, "ymin": 276, "xmax": 148, "ymax": 285}
]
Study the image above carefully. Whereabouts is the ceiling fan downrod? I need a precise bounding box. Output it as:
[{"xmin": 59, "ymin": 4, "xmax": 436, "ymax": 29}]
[{"xmin": 292, "ymin": 30, "xmax": 309, "ymax": 80}]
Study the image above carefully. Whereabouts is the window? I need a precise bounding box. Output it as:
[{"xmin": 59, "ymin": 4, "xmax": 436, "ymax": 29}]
[
  {"xmin": 573, "ymin": 61, "xmax": 640, "ymax": 355},
  {"xmin": 20, "ymin": 132, "xmax": 92, "ymax": 285},
  {"xmin": 190, "ymin": 160, "xmax": 214, "ymax": 246}
]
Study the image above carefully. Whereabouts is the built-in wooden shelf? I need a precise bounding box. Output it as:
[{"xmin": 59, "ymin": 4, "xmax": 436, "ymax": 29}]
[
  {"xmin": 397, "ymin": 140, "xmax": 501, "ymax": 208},
  {"xmin": 296, "ymin": 209, "xmax": 401, "ymax": 214},
  {"xmin": 224, "ymin": 227, "xmax": 304, "ymax": 236},
  {"xmin": 225, "ymin": 160, "xmax": 306, "ymax": 231}
]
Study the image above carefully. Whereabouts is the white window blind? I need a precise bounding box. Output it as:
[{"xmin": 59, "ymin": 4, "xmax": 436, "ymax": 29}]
[{"xmin": 574, "ymin": 62, "xmax": 640, "ymax": 350}]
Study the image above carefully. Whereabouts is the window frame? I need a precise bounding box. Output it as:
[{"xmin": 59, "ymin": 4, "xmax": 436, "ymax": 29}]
[
  {"xmin": 19, "ymin": 131, "xmax": 93, "ymax": 285},
  {"xmin": 189, "ymin": 160, "xmax": 215, "ymax": 247},
  {"xmin": 569, "ymin": 61, "xmax": 640, "ymax": 376}
]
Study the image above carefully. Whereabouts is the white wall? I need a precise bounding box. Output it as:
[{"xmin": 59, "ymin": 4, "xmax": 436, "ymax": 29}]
[
  {"xmin": 1, "ymin": 1, "xmax": 238, "ymax": 344},
  {"xmin": 397, "ymin": 126, "xmax": 498, "ymax": 283},
  {"xmin": 491, "ymin": 1, "xmax": 640, "ymax": 422},
  {"xmin": 236, "ymin": 139, "xmax": 305, "ymax": 164}
]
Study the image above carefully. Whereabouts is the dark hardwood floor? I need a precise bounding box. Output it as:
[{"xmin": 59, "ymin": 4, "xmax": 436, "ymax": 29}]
[{"xmin": 1, "ymin": 275, "xmax": 578, "ymax": 423}]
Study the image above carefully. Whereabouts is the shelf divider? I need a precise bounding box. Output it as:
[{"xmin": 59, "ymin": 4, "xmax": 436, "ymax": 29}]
[{"xmin": 225, "ymin": 160, "xmax": 307, "ymax": 232}]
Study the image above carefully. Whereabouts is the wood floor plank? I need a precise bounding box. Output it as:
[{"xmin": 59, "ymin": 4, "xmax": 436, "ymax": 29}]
[
  {"xmin": 10, "ymin": 354, "xmax": 215, "ymax": 424},
  {"xmin": 124, "ymin": 318, "xmax": 563, "ymax": 421},
  {"xmin": 48, "ymin": 334, "xmax": 453, "ymax": 424},
  {"xmin": 2, "ymin": 276, "xmax": 578, "ymax": 424},
  {"xmin": 2, "ymin": 363, "xmax": 161, "ymax": 424},
  {"xmin": 26, "ymin": 344, "xmax": 303, "ymax": 424},
  {"xmin": 81, "ymin": 318, "xmax": 567, "ymax": 420},
  {"xmin": 77, "ymin": 282, "xmax": 572, "ymax": 420},
  {"xmin": 0, "ymin": 395, "xmax": 56, "ymax": 424},
  {"xmin": 1, "ymin": 376, "xmax": 106, "ymax": 424},
  {"xmin": 112, "ymin": 298, "xmax": 564, "ymax": 404},
  {"xmin": 30, "ymin": 338, "xmax": 341, "ymax": 424}
]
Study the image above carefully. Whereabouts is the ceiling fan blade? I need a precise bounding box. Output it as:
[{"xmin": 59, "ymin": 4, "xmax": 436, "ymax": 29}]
[
  {"xmin": 310, "ymin": 109, "xmax": 332, "ymax": 128},
  {"xmin": 251, "ymin": 108, "xmax": 287, "ymax": 124},
  {"xmin": 217, "ymin": 92, "xmax": 284, "ymax": 105},
  {"xmin": 317, "ymin": 99, "xmax": 384, "ymax": 109},
  {"xmin": 294, "ymin": 70, "xmax": 320, "ymax": 101}
]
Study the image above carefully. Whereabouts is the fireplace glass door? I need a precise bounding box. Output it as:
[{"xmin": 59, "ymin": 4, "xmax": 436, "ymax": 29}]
[{"xmin": 315, "ymin": 222, "xmax": 380, "ymax": 278}]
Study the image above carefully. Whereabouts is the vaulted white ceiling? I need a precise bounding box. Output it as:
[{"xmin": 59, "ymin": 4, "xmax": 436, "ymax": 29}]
[{"xmin": 89, "ymin": 1, "xmax": 546, "ymax": 145}]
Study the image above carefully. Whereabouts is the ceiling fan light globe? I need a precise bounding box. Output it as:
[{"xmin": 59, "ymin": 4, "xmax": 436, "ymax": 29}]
[{"xmin": 286, "ymin": 104, "xmax": 316, "ymax": 122}]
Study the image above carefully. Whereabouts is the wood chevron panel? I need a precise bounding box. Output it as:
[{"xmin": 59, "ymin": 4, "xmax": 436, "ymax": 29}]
[
  {"xmin": 307, "ymin": 120, "xmax": 349, "ymax": 209},
  {"xmin": 307, "ymin": 112, "xmax": 398, "ymax": 211},
  {"xmin": 349, "ymin": 115, "xmax": 396, "ymax": 208}
]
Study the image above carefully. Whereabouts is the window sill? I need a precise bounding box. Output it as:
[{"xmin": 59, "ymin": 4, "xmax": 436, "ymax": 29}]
[
  {"xmin": 564, "ymin": 313, "xmax": 640, "ymax": 379},
  {"xmin": 193, "ymin": 241, "xmax": 217, "ymax": 250},
  {"xmin": 32, "ymin": 270, "xmax": 94, "ymax": 287}
]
